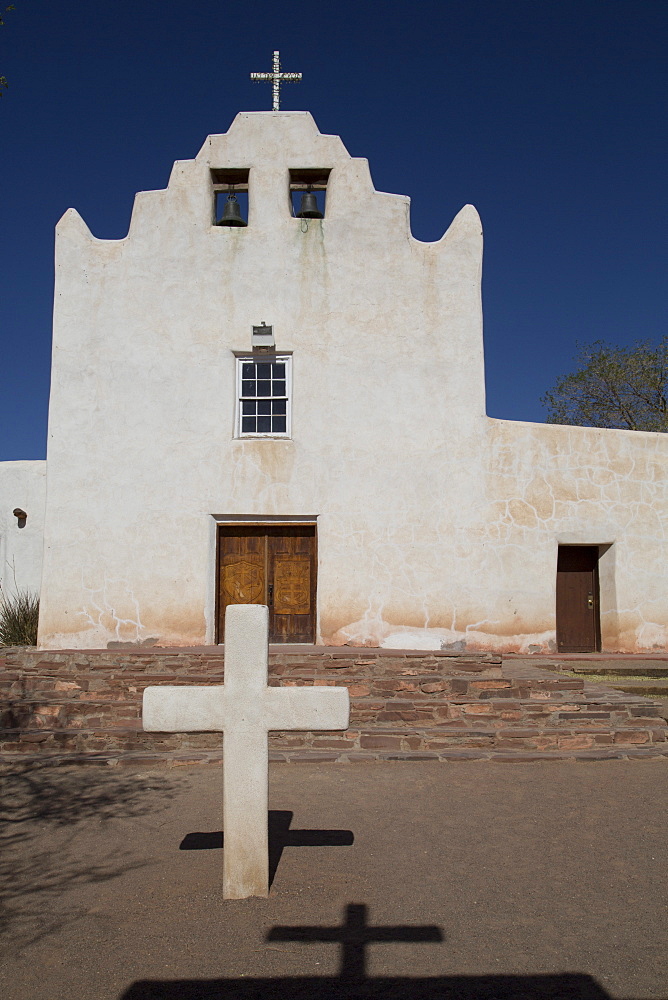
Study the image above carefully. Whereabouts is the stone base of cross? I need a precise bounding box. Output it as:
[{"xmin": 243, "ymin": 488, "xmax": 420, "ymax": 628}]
[{"xmin": 142, "ymin": 604, "xmax": 350, "ymax": 899}]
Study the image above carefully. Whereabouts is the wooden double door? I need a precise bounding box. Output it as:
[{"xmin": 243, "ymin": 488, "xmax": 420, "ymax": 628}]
[
  {"xmin": 556, "ymin": 545, "xmax": 601, "ymax": 652},
  {"xmin": 217, "ymin": 525, "xmax": 316, "ymax": 643}
]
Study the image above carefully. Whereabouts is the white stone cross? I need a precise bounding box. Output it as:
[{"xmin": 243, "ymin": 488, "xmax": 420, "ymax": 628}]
[
  {"xmin": 250, "ymin": 50, "xmax": 302, "ymax": 111},
  {"xmin": 142, "ymin": 604, "xmax": 349, "ymax": 899}
]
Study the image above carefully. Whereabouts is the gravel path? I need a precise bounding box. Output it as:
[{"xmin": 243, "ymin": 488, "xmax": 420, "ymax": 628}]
[{"xmin": 1, "ymin": 759, "xmax": 666, "ymax": 999}]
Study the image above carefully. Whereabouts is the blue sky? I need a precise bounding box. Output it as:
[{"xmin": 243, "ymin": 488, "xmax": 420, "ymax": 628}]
[{"xmin": 1, "ymin": 0, "xmax": 666, "ymax": 460}]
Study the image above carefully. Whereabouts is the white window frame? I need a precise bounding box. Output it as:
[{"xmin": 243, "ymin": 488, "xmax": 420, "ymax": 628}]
[{"xmin": 235, "ymin": 354, "xmax": 292, "ymax": 438}]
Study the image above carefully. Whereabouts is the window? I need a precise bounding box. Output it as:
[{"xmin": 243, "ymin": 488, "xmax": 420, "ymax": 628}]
[{"xmin": 236, "ymin": 356, "xmax": 291, "ymax": 437}]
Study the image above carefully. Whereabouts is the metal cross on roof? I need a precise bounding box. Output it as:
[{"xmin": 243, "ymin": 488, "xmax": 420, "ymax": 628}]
[{"xmin": 250, "ymin": 50, "xmax": 302, "ymax": 111}]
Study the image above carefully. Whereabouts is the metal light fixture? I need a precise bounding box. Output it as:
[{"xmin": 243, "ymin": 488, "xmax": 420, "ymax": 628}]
[{"xmin": 252, "ymin": 322, "xmax": 275, "ymax": 349}]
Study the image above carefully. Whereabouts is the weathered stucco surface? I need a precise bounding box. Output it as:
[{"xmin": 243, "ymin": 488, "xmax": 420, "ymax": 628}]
[
  {"xmin": 0, "ymin": 461, "xmax": 46, "ymax": 599},
  {"xmin": 36, "ymin": 112, "xmax": 667, "ymax": 652},
  {"xmin": 332, "ymin": 419, "xmax": 667, "ymax": 653}
]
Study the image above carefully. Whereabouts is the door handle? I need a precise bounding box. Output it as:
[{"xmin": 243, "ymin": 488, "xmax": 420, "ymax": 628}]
[
  {"xmin": 268, "ymin": 583, "xmax": 274, "ymax": 607},
  {"xmin": 587, "ymin": 592, "xmax": 594, "ymax": 609}
]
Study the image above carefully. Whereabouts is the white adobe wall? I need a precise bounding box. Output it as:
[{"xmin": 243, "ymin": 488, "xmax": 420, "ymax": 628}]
[
  {"xmin": 0, "ymin": 461, "xmax": 46, "ymax": 599},
  {"xmin": 38, "ymin": 112, "xmax": 486, "ymax": 648},
  {"xmin": 37, "ymin": 111, "xmax": 667, "ymax": 652},
  {"xmin": 481, "ymin": 420, "xmax": 668, "ymax": 653},
  {"xmin": 338, "ymin": 420, "xmax": 667, "ymax": 653}
]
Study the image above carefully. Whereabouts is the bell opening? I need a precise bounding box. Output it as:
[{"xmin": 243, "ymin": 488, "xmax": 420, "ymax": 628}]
[
  {"xmin": 294, "ymin": 188, "xmax": 324, "ymax": 220},
  {"xmin": 216, "ymin": 190, "xmax": 248, "ymax": 228},
  {"xmin": 289, "ymin": 169, "xmax": 330, "ymax": 221},
  {"xmin": 211, "ymin": 169, "xmax": 250, "ymax": 228}
]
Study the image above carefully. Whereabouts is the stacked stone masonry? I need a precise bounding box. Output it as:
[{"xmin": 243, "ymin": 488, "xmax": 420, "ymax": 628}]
[{"xmin": 1, "ymin": 647, "xmax": 667, "ymax": 765}]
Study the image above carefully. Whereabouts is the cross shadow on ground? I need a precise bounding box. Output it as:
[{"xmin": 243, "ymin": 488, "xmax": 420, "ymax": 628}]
[
  {"xmin": 0, "ymin": 761, "xmax": 180, "ymax": 948},
  {"xmin": 120, "ymin": 902, "xmax": 621, "ymax": 999},
  {"xmin": 179, "ymin": 808, "xmax": 354, "ymax": 886}
]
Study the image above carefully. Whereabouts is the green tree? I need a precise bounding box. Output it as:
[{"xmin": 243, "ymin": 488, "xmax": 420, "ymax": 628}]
[
  {"xmin": 1, "ymin": 5, "xmax": 15, "ymax": 97},
  {"xmin": 541, "ymin": 338, "xmax": 668, "ymax": 432}
]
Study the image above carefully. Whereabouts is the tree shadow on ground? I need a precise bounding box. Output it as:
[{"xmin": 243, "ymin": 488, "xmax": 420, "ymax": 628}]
[
  {"xmin": 120, "ymin": 902, "xmax": 622, "ymax": 999},
  {"xmin": 0, "ymin": 761, "xmax": 180, "ymax": 948},
  {"xmin": 179, "ymin": 809, "xmax": 354, "ymax": 886}
]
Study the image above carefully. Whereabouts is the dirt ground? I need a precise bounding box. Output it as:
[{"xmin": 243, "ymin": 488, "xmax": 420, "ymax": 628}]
[{"xmin": 1, "ymin": 759, "xmax": 667, "ymax": 1000}]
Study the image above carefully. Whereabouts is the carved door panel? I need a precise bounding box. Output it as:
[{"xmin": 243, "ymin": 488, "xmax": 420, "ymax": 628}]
[
  {"xmin": 218, "ymin": 527, "xmax": 266, "ymax": 642},
  {"xmin": 556, "ymin": 545, "xmax": 601, "ymax": 652},
  {"xmin": 217, "ymin": 525, "xmax": 316, "ymax": 643},
  {"xmin": 267, "ymin": 526, "xmax": 316, "ymax": 643}
]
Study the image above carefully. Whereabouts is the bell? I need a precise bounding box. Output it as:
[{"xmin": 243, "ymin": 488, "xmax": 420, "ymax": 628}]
[
  {"xmin": 296, "ymin": 189, "xmax": 323, "ymax": 219},
  {"xmin": 216, "ymin": 193, "xmax": 247, "ymax": 227}
]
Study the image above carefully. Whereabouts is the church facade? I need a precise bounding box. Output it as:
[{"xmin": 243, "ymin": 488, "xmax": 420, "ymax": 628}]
[{"xmin": 2, "ymin": 112, "xmax": 666, "ymax": 653}]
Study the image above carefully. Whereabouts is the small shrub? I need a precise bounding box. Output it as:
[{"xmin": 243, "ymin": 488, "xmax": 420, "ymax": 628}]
[{"xmin": 0, "ymin": 589, "xmax": 40, "ymax": 646}]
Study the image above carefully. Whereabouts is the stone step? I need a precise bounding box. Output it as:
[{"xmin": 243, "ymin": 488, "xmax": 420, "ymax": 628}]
[
  {"xmin": 0, "ymin": 668, "xmax": 518, "ymax": 693},
  {"xmin": 534, "ymin": 659, "xmax": 668, "ymax": 678},
  {"xmin": 0, "ymin": 650, "xmax": 504, "ymax": 677},
  {"xmin": 3, "ymin": 739, "xmax": 668, "ymax": 768},
  {"xmin": 2, "ymin": 719, "xmax": 666, "ymax": 757},
  {"xmin": 3, "ymin": 689, "xmax": 664, "ymax": 733},
  {"xmin": 534, "ymin": 663, "xmax": 668, "ymax": 720},
  {"xmin": 604, "ymin": 679, "xmax": 668, "ymax": 696},
  {"xmin": 0, "ymin": 677, "xmax": 649, "ymax": 698},
  {"xmin": 0, "ymin": 671, "xmax": 595, "ymax": 701}
]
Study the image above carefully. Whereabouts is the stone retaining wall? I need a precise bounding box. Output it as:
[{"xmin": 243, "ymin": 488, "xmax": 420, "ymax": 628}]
[{"xmin": 1, "ymin": 647, "xmax": 666, "ymax": 762}]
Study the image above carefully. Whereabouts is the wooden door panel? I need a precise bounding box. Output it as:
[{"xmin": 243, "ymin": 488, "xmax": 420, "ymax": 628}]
[
  {"xmin": 273, "ymin": 555, "xmax": 311, "ymax": 614},
  {"xmin": 217, "ymin": 525, "xmax": 316, "ymax": 644},
  {"xmin": 217, "ymin": 528, "xmax": 267, "ymax": 640},
  {"xmin": 267, "ymin": 526, "xmax": 316, "ymax": 643},
  {"xmin": 556, "ymin": 546, "xmax": 600, "ymax": 652}
]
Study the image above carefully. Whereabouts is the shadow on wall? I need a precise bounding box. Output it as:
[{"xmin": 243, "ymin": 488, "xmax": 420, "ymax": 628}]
[{"xmin": 120, "ymin": 902, "xmax": 618, "ymax": 998}]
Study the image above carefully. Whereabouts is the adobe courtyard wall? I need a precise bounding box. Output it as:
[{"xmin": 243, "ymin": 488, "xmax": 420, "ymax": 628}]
[
  {"xmin": 326, "ymin": 416, "xmax": 668, "ymax": 653},
  {"xmin": 0, "ymin": 461, "xmax": 46, "ymax": 599}
]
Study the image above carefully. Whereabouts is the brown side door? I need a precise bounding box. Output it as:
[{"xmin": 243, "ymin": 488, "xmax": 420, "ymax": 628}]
[
  {"xmin": 217, "ymin": 525, "xmax": 316, "ymax": 643},
  {"xmin": 556, "ymin": 545, "xmax": 601, "ymax": 652}
]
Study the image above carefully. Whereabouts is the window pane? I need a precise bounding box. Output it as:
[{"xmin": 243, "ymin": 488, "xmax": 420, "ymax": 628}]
[{"xmin": 238, "ymin": 356, "xmax": 291, "ymax": 437}]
